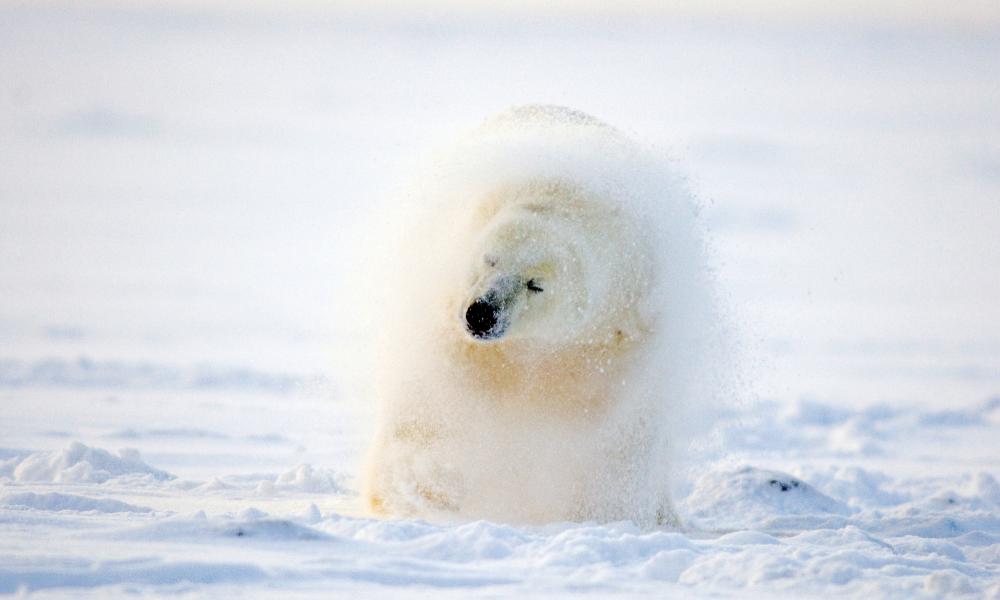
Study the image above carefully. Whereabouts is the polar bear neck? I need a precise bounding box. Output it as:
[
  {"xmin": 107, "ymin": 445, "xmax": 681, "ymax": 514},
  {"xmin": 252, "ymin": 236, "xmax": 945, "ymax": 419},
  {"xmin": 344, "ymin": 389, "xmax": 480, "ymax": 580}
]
[{"xmin": 445, "ymin": 327, "xmax": 646, "ymax": 418}]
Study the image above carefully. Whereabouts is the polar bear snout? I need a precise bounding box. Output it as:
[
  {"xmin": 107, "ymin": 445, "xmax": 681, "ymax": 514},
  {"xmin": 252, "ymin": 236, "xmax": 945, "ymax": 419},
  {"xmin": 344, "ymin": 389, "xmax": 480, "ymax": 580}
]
[
  {"xmin": 465, "ymin": 275, "xmax": 520, "ymax": 340},
  {"xmin": 466, "ymin": 298, "xmax": 503, "ymax": 339}
]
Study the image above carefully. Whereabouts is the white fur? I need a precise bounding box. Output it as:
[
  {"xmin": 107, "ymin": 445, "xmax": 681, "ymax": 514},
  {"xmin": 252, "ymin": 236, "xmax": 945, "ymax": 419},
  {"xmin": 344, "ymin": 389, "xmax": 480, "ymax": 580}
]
[{"xmin": 362, "ymin": 105, "xmax": 723, "ymax": 528}]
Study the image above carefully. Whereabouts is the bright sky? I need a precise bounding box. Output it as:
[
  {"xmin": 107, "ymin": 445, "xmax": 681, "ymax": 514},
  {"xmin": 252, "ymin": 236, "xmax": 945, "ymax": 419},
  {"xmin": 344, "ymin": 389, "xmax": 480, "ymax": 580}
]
[{"xmin": 25, "ymin": 0, "xmax": 1000, "ymax": 29}]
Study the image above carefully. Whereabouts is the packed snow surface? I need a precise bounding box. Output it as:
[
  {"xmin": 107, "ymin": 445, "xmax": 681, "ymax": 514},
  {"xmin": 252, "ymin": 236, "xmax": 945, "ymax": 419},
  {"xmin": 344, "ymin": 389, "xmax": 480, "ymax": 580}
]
[{"xmin": 2, "ymin": 3, "xmax": 999, "ymax": 598}]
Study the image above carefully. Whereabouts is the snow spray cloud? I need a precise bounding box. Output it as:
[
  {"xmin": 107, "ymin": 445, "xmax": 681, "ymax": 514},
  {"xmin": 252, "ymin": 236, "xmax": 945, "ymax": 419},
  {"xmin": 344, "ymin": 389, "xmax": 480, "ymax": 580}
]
[{"xmin": 361, "ymin": 105, "xmax": 732, "ymax": 528}]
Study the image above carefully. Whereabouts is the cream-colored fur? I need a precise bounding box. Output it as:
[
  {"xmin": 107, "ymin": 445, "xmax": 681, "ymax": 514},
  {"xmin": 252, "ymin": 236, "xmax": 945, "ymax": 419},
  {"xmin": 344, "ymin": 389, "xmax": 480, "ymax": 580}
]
[{"xmin": 362, "ymin": 106, "xmax": 692, "ymax": 528}]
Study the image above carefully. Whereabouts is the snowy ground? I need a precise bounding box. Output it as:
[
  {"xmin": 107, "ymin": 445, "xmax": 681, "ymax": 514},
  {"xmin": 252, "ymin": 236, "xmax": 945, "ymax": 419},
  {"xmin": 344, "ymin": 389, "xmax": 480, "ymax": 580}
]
[{"xmin": 2, "ymin": 3, "xmax": 999, "ymax": 597}]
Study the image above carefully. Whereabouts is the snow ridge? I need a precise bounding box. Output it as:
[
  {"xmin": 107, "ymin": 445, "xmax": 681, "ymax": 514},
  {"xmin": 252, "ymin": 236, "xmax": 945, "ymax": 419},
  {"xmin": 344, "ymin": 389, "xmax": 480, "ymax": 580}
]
[{"xmin": 2, "ymin": 443, "xmax": 172, "ymax": 484}]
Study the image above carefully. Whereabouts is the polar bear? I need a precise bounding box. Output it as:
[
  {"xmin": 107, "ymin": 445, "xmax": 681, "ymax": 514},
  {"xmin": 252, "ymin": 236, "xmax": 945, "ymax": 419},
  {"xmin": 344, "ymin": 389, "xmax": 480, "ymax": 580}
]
[{"xmin": 361, "ymin": 105, "xmax": 720, "ymax": 528}]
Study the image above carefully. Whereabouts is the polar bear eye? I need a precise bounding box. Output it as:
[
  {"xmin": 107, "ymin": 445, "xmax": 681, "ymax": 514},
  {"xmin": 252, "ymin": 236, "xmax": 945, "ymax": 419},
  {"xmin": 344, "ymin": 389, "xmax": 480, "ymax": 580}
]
[
  {"xmin": 485, "ymin": 256, "xmax": 497, "ymax": 268},
  {"xmin": 526, "ymin": 279, "xmax": 544, "ymax": 293}
]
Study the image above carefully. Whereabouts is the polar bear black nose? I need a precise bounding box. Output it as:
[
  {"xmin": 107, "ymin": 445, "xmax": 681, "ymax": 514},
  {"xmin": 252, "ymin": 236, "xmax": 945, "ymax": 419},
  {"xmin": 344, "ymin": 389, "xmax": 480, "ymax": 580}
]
[{"xmin": 466, "ymin": 299, "xmax": 499, "ymax": 339}]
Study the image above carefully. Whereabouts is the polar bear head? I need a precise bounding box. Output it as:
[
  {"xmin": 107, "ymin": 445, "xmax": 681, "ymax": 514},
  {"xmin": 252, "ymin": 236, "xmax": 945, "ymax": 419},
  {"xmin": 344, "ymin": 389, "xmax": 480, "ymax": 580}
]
[{"xmin": 456, "ymin": 181, "xmax": 652, "ymax": 349}]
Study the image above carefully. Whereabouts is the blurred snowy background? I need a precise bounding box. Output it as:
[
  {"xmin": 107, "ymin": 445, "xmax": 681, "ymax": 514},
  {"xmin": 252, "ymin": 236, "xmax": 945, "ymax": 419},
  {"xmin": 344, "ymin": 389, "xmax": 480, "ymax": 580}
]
[{"xmin": 1, "ymin": 1, "xmax": 999, "ymax": 597}]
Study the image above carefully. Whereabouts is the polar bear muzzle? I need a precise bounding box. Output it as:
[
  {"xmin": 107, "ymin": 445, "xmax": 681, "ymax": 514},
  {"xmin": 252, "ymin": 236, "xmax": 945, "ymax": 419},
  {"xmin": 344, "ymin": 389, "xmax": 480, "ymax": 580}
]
[
  {"xmin": 465, "ymin": 298, "xmax": 503, "ymax": 339},
  {"xmin": 465, "ymin": 275, "xmax": 521, "ymax": 340}
]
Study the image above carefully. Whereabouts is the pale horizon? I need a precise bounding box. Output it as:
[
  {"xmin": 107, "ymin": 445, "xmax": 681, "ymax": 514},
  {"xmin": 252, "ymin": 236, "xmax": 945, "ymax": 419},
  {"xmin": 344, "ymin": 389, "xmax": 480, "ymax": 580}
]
[{"xmin": 15, "ymin": 0, "xmax": 1000, "ymax": 30}]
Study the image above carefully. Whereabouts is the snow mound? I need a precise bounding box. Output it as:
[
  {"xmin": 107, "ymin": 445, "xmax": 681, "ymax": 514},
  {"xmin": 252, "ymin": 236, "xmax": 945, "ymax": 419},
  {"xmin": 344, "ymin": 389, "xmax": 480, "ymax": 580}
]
[
  {"xmin": 273, "ymin": 464, "xmax": 347, "ymax": 493},
  {"xmin": 682, "ymin": 466, "xmax": 851, "ymax": 530},
  {"xmin": 254, "ymin": 464, "xmax": 349, "ymax": 496},
  {"xmin": 2, "ymin": 442, "xmax": 173, "ymax": 484},
  {"xmin": 1, "ymin": 492, "xmax": 152, "ymax": 513}
]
